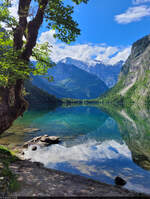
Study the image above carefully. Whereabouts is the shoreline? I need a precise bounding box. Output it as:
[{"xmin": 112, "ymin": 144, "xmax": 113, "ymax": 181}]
[
  {"xmin": 9, "ymin": 157, "xmax": 146, "ymax": 197},
  {"xmin": 0, "ymin": 145, "xmax": 146, "ymax": 197},
  {"xmin": 1, "ymin": 130, "xmax": 150, "ymax": 197}
]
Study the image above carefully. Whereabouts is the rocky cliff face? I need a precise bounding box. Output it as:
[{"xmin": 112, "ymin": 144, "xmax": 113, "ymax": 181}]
[
  {"xmin": 119, "ymin": 34, "xmax": 150, "ymax": 94},
  {"xmin": 119, "ymin": 35, "xmax": 150, "ymax": 104},
  {"xmin": 100, "ymin": 34, "xmax": 150, "ymax": 107},
  {"xmin": 99, "ymin": 34, "xmax": 150, "ymax": 170}
]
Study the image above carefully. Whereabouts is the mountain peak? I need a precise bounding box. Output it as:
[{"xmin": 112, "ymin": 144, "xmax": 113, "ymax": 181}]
[
  {"xmin": 32, "ymin": 61, "xmax": 108, "ymax": 99},
  {"xmin": 60, "ymin": 57, "xmax": 88, "ymax": 66},
  {"xmin": 60, "ymin": 57, "xmax": 124, "ymax": 67},
  {"xmin": 59, "ymin": 57, "xmax": 123, "ymax": 88}
]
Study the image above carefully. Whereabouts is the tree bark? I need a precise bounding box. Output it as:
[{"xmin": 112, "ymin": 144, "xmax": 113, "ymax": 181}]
[
  {"xmin": 0, "ymin": 0, "xmax": 48, "ymax": 134},
  {"xmin": 21, "ymin": 0, "xmax": 48, "ymax": 60},
  {"xmin": 0, "ymin": 73, "xmax": 30, "ymax": 135},
  {"xmin": 0, "ymin": 80, "xmax": 28, "ymax": 134}
]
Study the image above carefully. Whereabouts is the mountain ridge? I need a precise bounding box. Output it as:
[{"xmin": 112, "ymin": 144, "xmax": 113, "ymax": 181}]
[
  {"xmin": 60, "ymin": 57, "xmax": 123, "ymax": 88},
  {"xmin": 32, "ymin": 62, "xmax": 108, "ymax": 99}
]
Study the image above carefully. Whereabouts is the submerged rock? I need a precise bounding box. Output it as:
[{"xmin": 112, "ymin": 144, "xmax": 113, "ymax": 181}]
[
  {"xmin": 23, "ymin": 128, "xmax": 40, "ymax": 133},
  {"xmin": 23, "ymin": 143, "xmax": 29, "ymax": 148},
  {"xmin": 114, "ymin": 176, "xmax": 126, "ymax": 186},
  {"xmin": 32, "ymin": 146, "xmax": 37, "ymax": 151},
  {"xmin": 23, "ymin": 135, "xmax": 60, "ymax": 149}
]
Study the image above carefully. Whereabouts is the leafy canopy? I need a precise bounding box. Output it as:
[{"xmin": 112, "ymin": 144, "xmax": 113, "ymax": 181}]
[
  {"xmin": 0, "ymin": 0, "xmax": 88, "ymax": 87},
  {"xmin": 0, "ymin": 31, "xmax": 53, "ymax": 86}
]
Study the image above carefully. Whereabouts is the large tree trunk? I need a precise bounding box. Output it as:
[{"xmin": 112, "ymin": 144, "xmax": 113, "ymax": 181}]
[
  {"xmin": 0, "ymin": 0, "xmax": 48, "ymax": 135},
  {"xmin": 0, "ymin": 80, "xmax": 28, "ymax": 134}
]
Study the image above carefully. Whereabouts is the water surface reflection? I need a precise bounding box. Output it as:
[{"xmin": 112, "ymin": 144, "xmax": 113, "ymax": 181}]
[{"xmin": 1, "ymin": 105, "xmax": 150, "ymax": 194}]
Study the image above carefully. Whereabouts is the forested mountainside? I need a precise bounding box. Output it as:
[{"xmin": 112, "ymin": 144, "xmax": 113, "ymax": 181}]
[
  {"xmin": 99, "ymin": 34, "xmax": 150, "ymax": 108},
  {"xmin": 32, "ymin": 62, "xmax": 108, "ymax": 99},
  {"xmin": 24, "ymin": 81, "xmax": 62, "ymax": 110}
]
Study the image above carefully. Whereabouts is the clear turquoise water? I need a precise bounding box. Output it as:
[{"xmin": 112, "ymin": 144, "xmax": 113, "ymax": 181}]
[{"xmin": 11, "ymin": 106, "xmax": 150, "ymax": 194}]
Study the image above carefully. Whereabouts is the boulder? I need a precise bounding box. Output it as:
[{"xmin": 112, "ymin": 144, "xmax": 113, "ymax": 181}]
[
  {"xmin": 23, "ymin": 135, "xmax": 60, "ymax": 149},
  {"xmin": 114, "ymin": 176, "xmax": 126, "ymax": 186},
  {"xmin": 41, "ymin": 135, "xmax": 60, "ymax": 144},
  {"xmin": 32, "ymin": 136, "xmax": 42, "ymax": 142}
]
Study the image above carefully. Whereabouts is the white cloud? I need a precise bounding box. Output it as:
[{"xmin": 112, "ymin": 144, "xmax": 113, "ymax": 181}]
[
  {"xmin": 24, "ymin": 140, "xmax": 131, "ymax": 174},
  {"xmin": 39, "ymin": 30, "xmax": 56, "ymax": 45},
  {"xmin": 39, "ymin": 30, "xmax": 131, "ymax": 66},
  {"xmin": 132, "ymin": 0, "xmax": 150, "ymax": 5},
  {"xmin": 0, "ymin": 0, "xmax": 18, "ymax": 29},
  {"xmin": 107, "ymin": 47, "xmax": 131, "ymax": 65},
  {"xmin": 6, "ymin": 2, "xmax": 131, "ymax": 66},
  {"xmin": 9, "ymin": 0, "xmax": 19, "ymax": 19},
  {"xmin": 115, "ymin": 5, "xmax": 150, "ymax": 24}
]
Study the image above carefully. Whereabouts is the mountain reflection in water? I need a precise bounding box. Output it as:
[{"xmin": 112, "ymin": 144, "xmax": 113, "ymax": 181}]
[{"xmin": 1, "ymin": 105, "xmax": 150, "ymax": 194}]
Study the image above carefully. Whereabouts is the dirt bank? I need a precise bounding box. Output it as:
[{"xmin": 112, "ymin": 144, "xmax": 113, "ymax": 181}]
[{"xmin": 9, "ymin": 159, "xmax": 145, "ymax": 197}]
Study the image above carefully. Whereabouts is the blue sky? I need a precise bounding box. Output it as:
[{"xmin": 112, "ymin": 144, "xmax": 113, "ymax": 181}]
[
  {"xmin": 8, "ymin": 0, "xmax": 150, "ymax": 65},
  {"xmin": 72, "ymin": 0, "xmax": 150, "ymax": 46}
]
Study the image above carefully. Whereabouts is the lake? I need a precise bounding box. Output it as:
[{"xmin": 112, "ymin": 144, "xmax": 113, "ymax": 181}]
[{"xmin": 1, "ymin": 105, "xmax": 150, "ymax": 194}]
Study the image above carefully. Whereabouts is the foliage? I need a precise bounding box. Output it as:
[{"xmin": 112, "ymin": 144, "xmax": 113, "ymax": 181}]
[
  {"xmin": 146, "ymin": 93, "xmax": 150, "ymax": 110},
  {"xmin": 0, "ymin": 0, "xmax": 88, "ymax": 87},
  {"xmin": 0, "ymin": 31, "xmax": 28, "ymax": 86},
  {"xmin": 94, "ymin": 33, "xmax": 150, "ymax": 108},
  {"xmin": 0, "ymin": 31, "xmax": 53, "ymax": 86},
  {"xmin": 0, "ymin": 145, "xmax": 20, "ymax": 193},
  {"xmin": 97, "ymin": 78, "xmax": 125, "ymax": 107},
  {"xmin": 24, "ymin": 80, "xmax": 62, "ymax": 110},
  {"xmin": 0, "ymin": 1, "xmax": 17, "ymax": 31},
  {"xmin": 45, "ymin": 0, "xmax": 80, "ymax": 43},
  {"xmin": 97, "ymin": 69, "xmax": 150, "ymax": 108}
]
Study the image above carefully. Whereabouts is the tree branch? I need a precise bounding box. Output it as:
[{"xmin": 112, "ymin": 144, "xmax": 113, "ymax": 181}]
[
  {"xmin": 21, "ymin": 0, "xmax": 48, "ymax": 61},
  {"xmin": 13, "ymin": 0, "xmax": 31, "ymax": 50}
]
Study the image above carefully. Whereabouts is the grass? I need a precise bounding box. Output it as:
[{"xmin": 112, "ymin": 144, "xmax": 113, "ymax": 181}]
[{"xmin": 0, "ymin": 145, "xmax": 20, "ymax": 194}]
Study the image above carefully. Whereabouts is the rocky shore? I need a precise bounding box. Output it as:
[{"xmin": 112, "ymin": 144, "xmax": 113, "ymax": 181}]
[
  {"xmin": 9, "ymin": 159, "xmax": 145, "ymax": 197},
  {"xmin": 0, "ymin": 135, "xmax": 148, "ymax": 197}
]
